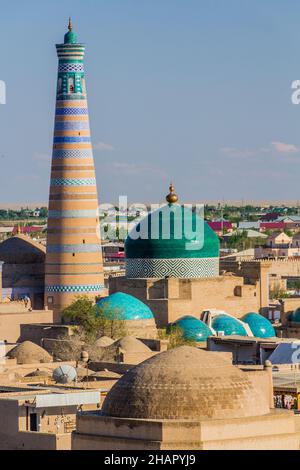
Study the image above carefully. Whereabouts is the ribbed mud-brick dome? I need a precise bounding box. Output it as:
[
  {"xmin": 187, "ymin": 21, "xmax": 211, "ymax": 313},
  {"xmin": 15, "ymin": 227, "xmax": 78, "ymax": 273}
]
[{"xmin": 102, "ymin": 346, "xmax": 269, "ymax": 420}]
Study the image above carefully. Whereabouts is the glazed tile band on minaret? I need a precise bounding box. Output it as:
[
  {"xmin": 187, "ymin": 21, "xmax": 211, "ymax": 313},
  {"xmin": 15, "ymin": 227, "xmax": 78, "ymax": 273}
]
[{"xmin": 45, "ymin": 19, "xmax": 104, "ymax": 319}]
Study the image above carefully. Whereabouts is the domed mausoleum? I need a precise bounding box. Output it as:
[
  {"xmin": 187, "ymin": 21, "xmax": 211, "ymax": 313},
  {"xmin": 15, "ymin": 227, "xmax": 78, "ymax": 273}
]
[
  {"xmin": 242, "ymin": 312, "xmax": 276, "ymax": 338},
  {"xmin": 96, "ymin": 292, "xmax": 157, "ymax": 339},
  {"xmin": 211, "ymin": 314, "xmax": 247, "ymax": 337},
  {"xmin": 125, "ymin": 185, "xmax": 219, "ymax": 279},
  {"xmin": 73, "ymin": 346, "xmax": 299, "ymax": 449},
  {"xmin": 170, "ymin": 315, "xmax": 212, "ymax": 342},
  {"xmin": 109, "ymin": 185, "xmax": 266, "ymax": 328}
]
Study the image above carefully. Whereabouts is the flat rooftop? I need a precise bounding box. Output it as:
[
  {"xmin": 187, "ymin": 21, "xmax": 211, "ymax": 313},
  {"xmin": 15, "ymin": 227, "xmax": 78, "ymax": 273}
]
[
  {"xmin": 0, "ymin": 385, "xmax": 102, "ymax": 407},
  {"xmin": 209, "ymin": 335, "xmax": 296, "ymax": 345}
]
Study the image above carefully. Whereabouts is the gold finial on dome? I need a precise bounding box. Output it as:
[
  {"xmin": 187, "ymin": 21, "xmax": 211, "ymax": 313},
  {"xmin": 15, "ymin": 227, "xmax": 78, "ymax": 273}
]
[
  {"xmin": 166, "ymin": 182, "xmax": 178, "ymax": 204},
  {"xmin": 68, "ymin": 17, "xmax": 73, "ymax": 31}
]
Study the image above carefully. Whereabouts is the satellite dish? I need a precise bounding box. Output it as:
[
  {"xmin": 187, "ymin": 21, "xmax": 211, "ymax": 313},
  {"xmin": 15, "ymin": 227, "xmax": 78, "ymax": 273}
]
[{"xmin": 52, "ymin": 364, "xmax": 77, "ymax": 384}]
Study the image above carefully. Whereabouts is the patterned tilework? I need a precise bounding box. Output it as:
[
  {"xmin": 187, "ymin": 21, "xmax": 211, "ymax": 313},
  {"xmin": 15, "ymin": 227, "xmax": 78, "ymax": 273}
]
[
  {"xmin": 52, "ymin": 149, "xmax": 93, "ymax": 159},
  {"xmin": 125, "ymin": 257, "xmax": 219, "ymax": 279},
  {"xmin": 55, "ymin": 108, "xmax": 88, "ymax": 115},
  {"xmin": 58, "ymin": 63, "xmax": 84, "ymax": 72},
  {"xmin": 46, "ymin": 284, "xmax": 104, "ymax": 293},
  {"xmin": 56, "ymin": 44, "xmax": 85, "ymax": 56},
  {"xmin": 50, "ymin": 178, "xmax": 96, "ymax": 186}
]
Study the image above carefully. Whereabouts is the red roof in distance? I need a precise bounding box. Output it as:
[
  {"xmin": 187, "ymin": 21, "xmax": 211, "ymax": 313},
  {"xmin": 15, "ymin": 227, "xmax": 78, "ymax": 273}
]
[
  {"xmin": 260, "ymin": 222, "xmax": 285, "ymax": 230},
  {"xmin": 207, "ymin": 221, "xmax": 233, "ymax": 231}
]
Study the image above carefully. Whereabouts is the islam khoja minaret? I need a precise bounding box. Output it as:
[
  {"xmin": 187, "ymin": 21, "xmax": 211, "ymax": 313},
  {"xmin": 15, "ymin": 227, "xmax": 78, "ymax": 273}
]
[{"xmin": 45, "ymin": 19, "xmax": 104, "ymax": 318}]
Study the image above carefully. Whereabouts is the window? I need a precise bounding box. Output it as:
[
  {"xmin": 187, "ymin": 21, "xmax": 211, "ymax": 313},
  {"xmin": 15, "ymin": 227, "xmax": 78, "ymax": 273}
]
[
  {"xmin": 30, "ymin": 413, "xmax": 38, "ymax": 432},
  {"xmin": 68, "ymin": 77, "xmax": 75, "ymax": 94}
]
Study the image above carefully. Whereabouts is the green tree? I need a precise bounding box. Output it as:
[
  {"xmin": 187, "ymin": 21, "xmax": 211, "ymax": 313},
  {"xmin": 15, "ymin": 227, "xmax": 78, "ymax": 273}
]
[
  {"xmin": 39, "ymin": 207, "xmax": 48, "ymax": 218},
  {"xmin": 158, "ymin": 326, "xmax": 196, "ymax": 349},
  {"xmin": 62, "ymin": 296, "xmax": 98, "ymax": 340},
  {"xmin": 94, "ymin": 303, "xmax": 127, "ymax": 339},
  {"xmin": 62, "ymin": 295, "xmax": 127, "ymax": 342}
]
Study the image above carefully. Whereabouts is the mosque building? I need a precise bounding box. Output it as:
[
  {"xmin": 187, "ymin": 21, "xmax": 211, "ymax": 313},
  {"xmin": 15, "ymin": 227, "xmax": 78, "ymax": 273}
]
[
  {"xmin": 109, "ymin": 185, "xmax": 268, "ymax": 327},
  {"xmin": 125, "ymin": 184, "xmax": 220, "ymax": 279},
  {"xmin": 44, "ymin": 20, "xmax": 104, "ymax": 319}
]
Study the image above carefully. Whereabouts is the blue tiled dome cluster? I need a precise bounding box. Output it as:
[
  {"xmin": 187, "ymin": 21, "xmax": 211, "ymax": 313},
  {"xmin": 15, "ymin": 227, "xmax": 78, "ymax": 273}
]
[
  {"xmin": 211, "ymin": 315, "xmax": 247, "ymax": 336},
  {"xmin": 96, "ymin": 292, "xmax": 154, "ymax": 321},
  {"xmin": 241, "ymin": 312, "xmax": 276, "ymax": 338},
  {"xmin": 171, "ymin": 315, "xmax": 212, "ymax": 342}
]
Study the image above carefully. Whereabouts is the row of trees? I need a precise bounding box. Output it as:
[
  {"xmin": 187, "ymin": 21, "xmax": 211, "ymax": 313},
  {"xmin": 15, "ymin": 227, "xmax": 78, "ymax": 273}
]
[{"xmin": 0, "ymin": 207, "xmax": 48, "ymax": 220}]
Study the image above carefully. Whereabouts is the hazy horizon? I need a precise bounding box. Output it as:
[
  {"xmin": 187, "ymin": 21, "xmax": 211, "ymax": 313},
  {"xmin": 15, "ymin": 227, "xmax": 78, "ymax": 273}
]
[{"xmin": 2, "ymin": 199, "xmax": 300, "ymax": 211}]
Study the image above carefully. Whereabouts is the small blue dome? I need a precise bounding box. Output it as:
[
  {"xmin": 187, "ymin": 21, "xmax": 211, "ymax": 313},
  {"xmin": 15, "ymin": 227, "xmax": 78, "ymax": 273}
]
[
  {"xmin": 212, "ymin": 315, "xmax": 247, "ymax": 336},
  {"xmin": 291, "ymin": 307, "xmax": 300, "ymax": 323},
  {"xmin": 96, "ymin": 292, "xmax": 154, "ymax": 321},
  {"xmin": 172, "ymin": 315, "xmax": 212, "ymax": 342},
  {"xmin": 241, "ymin": 312, "xmax": 276, "ymax": 338}
]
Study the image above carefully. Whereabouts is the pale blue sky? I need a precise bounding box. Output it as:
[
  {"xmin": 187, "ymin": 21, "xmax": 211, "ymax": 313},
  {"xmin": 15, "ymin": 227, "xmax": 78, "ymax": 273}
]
[{"xmin": 1, "ymin": 0, "xmax": 300, "ymax": 204}]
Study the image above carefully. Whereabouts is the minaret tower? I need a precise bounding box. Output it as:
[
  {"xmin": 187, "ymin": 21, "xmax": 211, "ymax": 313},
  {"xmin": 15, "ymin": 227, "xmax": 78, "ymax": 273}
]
[{"xmin": 45, "ymin": 19, "xmax": 104, "ymax": 319}]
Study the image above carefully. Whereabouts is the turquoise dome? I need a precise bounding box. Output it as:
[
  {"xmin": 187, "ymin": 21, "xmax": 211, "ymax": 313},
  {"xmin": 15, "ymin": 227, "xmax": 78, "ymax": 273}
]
[
  {"xmin": 172, "ymin": 315, "xmax": 212, "ymax": 342},
  {"xmin": 290, "ymin": 307, "xmax": 300, "ymax": 322},
  {"xmin": 212, "ymin": 315, "xmax": 247, "ymax": 336},
  {"xmin": 64, "ymin": 30, "xmax": 78, "ymax": 44},
  {"xmin": 96, "ymin": 292, "xmax": 154, "ymax": 321},
  {"xmin": 125, "ymin": 191, "xmax": 220, "ymax": 279},
  {"xmin": 125, "ymin": 203, "xmax": 219, "ymax": 260},
  {"xmin": 241, "ymin": 312, "xmax": 276, "ymax": 338}
]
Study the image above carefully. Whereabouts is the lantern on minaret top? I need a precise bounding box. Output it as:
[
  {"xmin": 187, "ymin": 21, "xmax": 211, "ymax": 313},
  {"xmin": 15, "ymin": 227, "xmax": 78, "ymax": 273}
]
[{"xmin": 56, "ymin": 18, "xmax": 86, "ymax": 97}]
